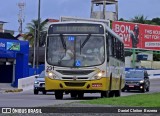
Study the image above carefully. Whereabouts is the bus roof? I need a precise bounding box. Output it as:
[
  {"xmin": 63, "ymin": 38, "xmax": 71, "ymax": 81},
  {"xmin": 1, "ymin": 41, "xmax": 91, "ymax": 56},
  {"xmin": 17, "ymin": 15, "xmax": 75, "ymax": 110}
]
[{"xmin": 48, "ymin": 21, "xmax": 106, "ymax": 26}]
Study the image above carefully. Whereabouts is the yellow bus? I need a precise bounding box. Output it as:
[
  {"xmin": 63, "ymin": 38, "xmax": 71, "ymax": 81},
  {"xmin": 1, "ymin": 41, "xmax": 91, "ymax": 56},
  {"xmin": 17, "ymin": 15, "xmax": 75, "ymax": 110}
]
[{"xmin": 45, "ymin": 21, "xmax": 125, "ymax": 99}]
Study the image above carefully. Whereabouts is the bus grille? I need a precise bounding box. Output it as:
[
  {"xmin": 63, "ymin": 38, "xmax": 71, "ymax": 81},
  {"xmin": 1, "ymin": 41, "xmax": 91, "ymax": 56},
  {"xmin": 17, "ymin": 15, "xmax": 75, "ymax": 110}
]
[
  {"xmin": 62, "ymin": 77, "xmax": 88, "ymax": 80},
  {"xmin": 64, "ymin": 82, "xmax": 85, "ymax": 87},
  {"xmin": 56, "ymin": 70, "xmax": 94, "ymax": 75}
]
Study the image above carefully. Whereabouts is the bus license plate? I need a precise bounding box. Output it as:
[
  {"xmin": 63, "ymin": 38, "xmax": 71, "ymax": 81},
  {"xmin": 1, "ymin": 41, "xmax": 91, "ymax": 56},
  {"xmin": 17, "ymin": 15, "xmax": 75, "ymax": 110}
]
[
  {"xmin": 92, "ymin": 83, "xmax": 102, "ymax": 87},
  {"xmin": 129, "ymin": 85, "xmax": 134, "ymax": 87}
]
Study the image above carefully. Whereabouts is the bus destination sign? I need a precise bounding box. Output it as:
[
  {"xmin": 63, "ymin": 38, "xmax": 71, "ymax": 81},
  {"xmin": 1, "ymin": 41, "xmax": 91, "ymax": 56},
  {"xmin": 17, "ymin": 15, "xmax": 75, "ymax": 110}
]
[{"xmin": 48, "ymin": 23, "xmax": 104, "ymax": 34}]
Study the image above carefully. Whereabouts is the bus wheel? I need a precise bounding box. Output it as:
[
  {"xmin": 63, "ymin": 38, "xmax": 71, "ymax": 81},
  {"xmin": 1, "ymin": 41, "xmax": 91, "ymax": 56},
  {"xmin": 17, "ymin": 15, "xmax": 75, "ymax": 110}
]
[
  {"xmin": 55, "ymin": 91, "xmax": 63, "ymax": 99},
  {"xmin": 115, "ymin": 90, "xmax": 121, "ymax": 97},
  {"xmin": 121, "ymin": 88, "xmax": 125, "ymax": 92},
  {"xmin": 70, "ymin": 92, "xmax": 77, "ymax": 98},
  {"xmin": 101, "ymin": 91, "xmax": 109, "ymax": 98},
  {"xmin": 42, "ymin": 91, "xmax": 46, "ymax": 95},
  {"xmin": 77, "ymin": 92, "xmax": 84, "ymax": 99},
  {"xmin": 108, "ymin": 91, "xmax": 114, "ymax": 97}
]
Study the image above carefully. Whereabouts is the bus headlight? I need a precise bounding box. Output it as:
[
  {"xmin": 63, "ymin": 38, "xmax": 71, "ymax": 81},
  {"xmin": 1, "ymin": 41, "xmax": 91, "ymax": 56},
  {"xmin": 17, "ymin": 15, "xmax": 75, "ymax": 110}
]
[
  {"xmin": 97, "ymin": 72, "xmax": 102, "ymax": 77},
  {"xmin": 93, "ymin": 71, "xmax": 105, "ymax": 80},
  {"xmin": 47, "ymin": 71, "xmax": 57, "ymax": 79},
  {"xmin": 48, "ymin": 72, "xmax": 53, "ymax": 77},
  {"xmin": 94, "ymin": 76, "xmax": 102, "ymax": 80}
]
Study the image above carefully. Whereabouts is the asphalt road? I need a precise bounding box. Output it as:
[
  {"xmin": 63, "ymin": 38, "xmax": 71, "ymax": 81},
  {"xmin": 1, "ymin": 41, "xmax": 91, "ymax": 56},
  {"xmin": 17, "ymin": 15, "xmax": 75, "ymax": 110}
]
[{"xmin": 0, "ymin": 78, "xmax": 160, "ymax": 107}]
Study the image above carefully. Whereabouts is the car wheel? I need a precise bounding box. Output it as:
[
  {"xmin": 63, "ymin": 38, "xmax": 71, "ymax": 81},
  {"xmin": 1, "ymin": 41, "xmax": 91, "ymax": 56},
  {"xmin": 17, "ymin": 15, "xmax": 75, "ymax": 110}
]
[
  {"xmin": 146, "ymin": 87, "xmax": 150, "ymax": 92},
  {"xmin": 141, "ymin": 86, "xmax": 145, "ymax": 93},
  {"xmin": 34, "ymin": 90, "xmax": 39, "ymax": 95},
  {"xmin": 42, "ymin": 91, "xmax": 46, "ymax": 95}
]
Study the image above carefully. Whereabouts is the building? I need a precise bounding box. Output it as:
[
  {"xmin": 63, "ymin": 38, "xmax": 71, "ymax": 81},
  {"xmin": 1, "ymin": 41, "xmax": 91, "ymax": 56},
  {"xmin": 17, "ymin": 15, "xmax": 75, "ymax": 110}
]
[
  {"xmin": 0, "ymin": 32, "xmax": 29, "ymax": 87},
  {"xmin": 0, "ymin": 21, "xmax": 14, "ymax": 35}
]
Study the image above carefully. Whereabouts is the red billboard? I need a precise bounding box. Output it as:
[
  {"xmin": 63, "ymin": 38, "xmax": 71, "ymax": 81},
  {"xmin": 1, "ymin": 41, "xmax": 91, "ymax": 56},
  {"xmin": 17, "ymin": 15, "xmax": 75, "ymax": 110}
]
[{"xmin": 112, "ymin": 21, "xmax": 160, "ymax": 50}]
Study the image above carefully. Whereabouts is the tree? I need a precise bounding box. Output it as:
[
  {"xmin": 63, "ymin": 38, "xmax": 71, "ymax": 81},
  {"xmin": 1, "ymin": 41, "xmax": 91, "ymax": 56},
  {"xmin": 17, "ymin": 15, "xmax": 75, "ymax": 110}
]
[
  {"xmin": 25, "ymin": 19, "xmax": 47, "ymax": 47},
  {"xmin": 130, "ymin": 15, "xmax": 147, "ymax": 24},
  {"xmin": 151, "ymin": 17, "xmax": 160, "ymax": 25}
]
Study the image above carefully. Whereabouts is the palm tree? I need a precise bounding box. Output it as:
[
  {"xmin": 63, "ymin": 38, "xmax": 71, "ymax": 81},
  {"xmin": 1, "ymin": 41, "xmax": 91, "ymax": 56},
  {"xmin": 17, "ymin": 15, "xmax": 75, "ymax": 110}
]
[
  {"xmin": 130, "ymin": 15, "xmax": 147, "ymax": 24},
  {"xmin": 25, "ymin": 19, "xmax": 47, "ymax": 47}
]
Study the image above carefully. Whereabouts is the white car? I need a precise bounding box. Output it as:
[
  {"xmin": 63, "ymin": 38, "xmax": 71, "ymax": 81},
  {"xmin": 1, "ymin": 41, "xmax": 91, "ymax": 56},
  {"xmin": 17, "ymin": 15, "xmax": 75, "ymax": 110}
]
[{"xmin": 34, "ymin": 71, "xmax": 46, "ymax": 94}]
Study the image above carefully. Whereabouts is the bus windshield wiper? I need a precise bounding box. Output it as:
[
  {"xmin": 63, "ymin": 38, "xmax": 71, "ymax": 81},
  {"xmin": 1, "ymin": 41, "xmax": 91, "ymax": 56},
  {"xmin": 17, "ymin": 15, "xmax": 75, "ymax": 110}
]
[
  {"xmin": 60, "ymin": 34, "xmax": 66, "ymax": 50},
  {"xmin": 80, "ymin": 34, "xmax": 91, "ymax": 49}
]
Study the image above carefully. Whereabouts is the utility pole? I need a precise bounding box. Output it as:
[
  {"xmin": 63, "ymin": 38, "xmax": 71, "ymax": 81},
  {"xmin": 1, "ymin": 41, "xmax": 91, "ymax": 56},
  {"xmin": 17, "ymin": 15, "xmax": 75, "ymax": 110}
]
[
  {"xmin": 18, "ymin": 0, "xmax": 25, "ymax": 34},
  {"xmin": 33, "ymin": 27, "xmax": 36, "ymax": 70},
  {"xmin": 36, "ymin": 0, "xmax": 41, "ymax": 73}
]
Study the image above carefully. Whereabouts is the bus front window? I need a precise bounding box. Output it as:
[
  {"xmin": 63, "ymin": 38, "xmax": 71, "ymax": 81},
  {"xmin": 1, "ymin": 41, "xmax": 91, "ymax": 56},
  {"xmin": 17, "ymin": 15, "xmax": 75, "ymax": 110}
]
[{"xmin": 47, "ymin": 35, "xmax": 105, "ymax": 67}]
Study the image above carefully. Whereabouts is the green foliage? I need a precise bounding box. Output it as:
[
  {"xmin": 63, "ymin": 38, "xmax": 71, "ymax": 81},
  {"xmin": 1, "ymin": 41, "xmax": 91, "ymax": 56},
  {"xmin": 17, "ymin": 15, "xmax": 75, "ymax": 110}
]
[
  {"xmin": 119, "ymin": 15, "xmax": 160, "ymax": 26},
  {"xmin": 130, "ymin": 15, "xmax": 147, "ymax": 24},
  {"xmin": 151, "ymin": 17, "xmax": 160, "ymax": 25},
  {"xmin": 25, "ymin": 19, "xmax": 47, "ymax": 47},
  {"xmin": 153, "ymin": 54, "xmax": 160, "ymax": 61},
  {"xmin": 80, "ymin": 92, "xmax": 160, "ymax": 107}
]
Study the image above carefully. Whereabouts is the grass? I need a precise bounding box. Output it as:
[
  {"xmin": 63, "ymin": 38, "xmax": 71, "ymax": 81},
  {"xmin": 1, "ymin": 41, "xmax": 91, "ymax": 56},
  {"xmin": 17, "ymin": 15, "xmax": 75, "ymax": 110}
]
[{"xmin": 80, "ymin": 92, "xmax": 160, "ymax": 107}]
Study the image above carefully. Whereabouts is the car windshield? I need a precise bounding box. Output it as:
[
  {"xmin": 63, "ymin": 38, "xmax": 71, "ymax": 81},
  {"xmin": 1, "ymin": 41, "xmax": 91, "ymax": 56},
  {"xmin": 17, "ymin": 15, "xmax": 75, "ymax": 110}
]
[
  {"xmin": 47, "ymin": 35, "xmax": 105, "ymax": 67},
  {"xmin": 126, "ymin": 71, "xmax": 144, "ymax": 78},
  {"xmin": 39, "ymin": 71, "xmax": 45, "ymax": 78}
]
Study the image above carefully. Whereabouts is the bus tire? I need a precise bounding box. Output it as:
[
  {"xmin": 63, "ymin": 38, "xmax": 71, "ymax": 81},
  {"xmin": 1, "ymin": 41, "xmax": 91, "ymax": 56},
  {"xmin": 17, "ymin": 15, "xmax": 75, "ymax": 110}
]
[
  {"xmin": 101, "ymin": 91, "xmax": 109, "ymax": 98},
  {"xmin": 77, "ymin": 92, "xmax": 84, "ymax": 99},
  {"xmin": 108, "ymin": 91, "xmax": 114, "ymax": 97},
  {"xmin": 115, "ymin": 90, "xmax": 121, "ymax": 97},
  {"xmin": 121, "ymin": 88, "xmax": 125, "ymax": 92},
  {"xmin": 70, "ymin": 92, "xmax": 77, "ymax": 98},
  {"xmin": 42, "ymin": 91, "xmax": 46, "ymax": 95},
  {"xmin": 55, "ymin": 91, "xmax": 63, "ymax": 99}
]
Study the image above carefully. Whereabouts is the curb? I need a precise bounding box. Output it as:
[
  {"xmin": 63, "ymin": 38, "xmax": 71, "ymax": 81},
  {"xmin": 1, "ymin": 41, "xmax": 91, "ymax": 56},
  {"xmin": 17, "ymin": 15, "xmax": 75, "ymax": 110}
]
[{"xmin": 4, "ymin": 89, "xmax": 23, "ymax": 93}]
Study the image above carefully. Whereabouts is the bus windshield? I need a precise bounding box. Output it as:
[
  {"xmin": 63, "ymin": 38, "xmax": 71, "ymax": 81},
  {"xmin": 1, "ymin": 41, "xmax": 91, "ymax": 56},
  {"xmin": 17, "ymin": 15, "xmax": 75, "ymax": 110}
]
[{"xmin": 47, "ymin": 35, "xmax": 105, "ymax": 67}]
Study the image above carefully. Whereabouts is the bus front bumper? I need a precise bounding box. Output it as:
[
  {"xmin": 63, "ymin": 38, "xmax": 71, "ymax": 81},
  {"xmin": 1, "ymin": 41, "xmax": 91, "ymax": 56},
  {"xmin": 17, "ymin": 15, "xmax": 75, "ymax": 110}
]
[{"xmin": 45, "ymin": 77, "xmax": 109, "ymax": 91}]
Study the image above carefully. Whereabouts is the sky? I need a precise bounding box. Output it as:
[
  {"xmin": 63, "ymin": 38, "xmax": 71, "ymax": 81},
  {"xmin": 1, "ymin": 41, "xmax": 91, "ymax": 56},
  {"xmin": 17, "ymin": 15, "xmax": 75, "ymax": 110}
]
[{"xmin": 0, "ymin": 0, "xmax": 160, "ymax": 35}]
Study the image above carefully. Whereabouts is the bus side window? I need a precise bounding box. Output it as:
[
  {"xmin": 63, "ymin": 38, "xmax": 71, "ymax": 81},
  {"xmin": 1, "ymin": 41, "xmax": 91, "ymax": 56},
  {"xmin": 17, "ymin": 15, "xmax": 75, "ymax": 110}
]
[
  {"xmin": 108, "ymin": 34, "xmax": 113, "ymax": 56},
  {"xmin": 121, "ymin": 43, "xmax": 125, "ymax": 62}
]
